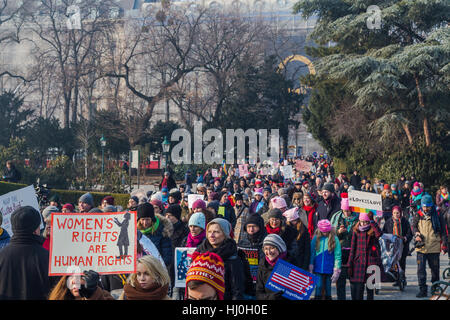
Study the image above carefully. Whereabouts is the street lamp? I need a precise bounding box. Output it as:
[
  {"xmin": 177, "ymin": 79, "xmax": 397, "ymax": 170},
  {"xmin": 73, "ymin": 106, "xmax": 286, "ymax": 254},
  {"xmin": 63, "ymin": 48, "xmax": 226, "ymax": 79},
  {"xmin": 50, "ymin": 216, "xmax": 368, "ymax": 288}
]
[
  {"xmin": 161, "ymin": 136, "xmax": 170, "ymax": 171},
  {"xmin": 100, "ymin": 135, "xmax": 106, "ymax": 184}
]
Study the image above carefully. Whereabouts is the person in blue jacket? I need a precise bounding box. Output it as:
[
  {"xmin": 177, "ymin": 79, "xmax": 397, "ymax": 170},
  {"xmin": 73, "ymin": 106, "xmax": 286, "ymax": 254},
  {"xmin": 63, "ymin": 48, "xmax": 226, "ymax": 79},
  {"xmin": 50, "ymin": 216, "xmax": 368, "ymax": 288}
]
[{"xmin": 309, "ymin": 219, "xmax": 341, "ymax": 300}]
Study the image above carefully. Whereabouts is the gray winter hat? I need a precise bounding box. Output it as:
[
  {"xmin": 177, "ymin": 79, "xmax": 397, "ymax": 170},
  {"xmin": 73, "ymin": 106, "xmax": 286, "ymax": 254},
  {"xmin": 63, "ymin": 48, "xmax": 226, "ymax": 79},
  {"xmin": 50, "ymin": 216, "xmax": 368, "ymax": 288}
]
[
  {"xmin": 103, "ymin": 205, "xmax": 117, "ymax": 213},
  {"xmin": 79, "ymin": 192, "xmax": 94, "ymax": 207},
  {"xmin": 207, "ymin": 218, "xmax": 231, "ymax": 238},
  {"xmin": 263, "ymin": 234, "xmax": 287, "ymax": 253},
  {"xmin": 42, "ymin": 205, "xmax": 60, "ymax": 220}
]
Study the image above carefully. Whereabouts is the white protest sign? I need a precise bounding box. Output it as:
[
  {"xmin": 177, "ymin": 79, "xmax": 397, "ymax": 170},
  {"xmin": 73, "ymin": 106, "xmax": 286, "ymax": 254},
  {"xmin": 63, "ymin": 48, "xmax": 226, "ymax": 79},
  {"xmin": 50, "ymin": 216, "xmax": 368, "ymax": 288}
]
[
  {"xmin": 188, "ymin": 194, "xmax": 204, "ymax": 209},
  {"xmin": 49, "ymin": 212, "xmax": 137, "ymax": 276},
  {"xmin": 139, "ymin": 233, "xmax": 167, "ymax": 269},
  {"xmin": 0, "ymin": 185, "xmax": 42, "ymax": 236},
  {"xmin": 281, "ymin": 165, "xmax": 294, "ymax": 179},
  {"xmin": 211, "ymin": 169, "xmax": 218, "ymax": 177},
  {"xmin": 239, "ymin": 164, "xmax": 248, "ymax": 177},
  {"xmin": 348, "ymin": 190, "xmax": 382, "ymax": 212},
  {"xmin": 174, "ymin": 247, "xmax": 196, "ymax": 287}
]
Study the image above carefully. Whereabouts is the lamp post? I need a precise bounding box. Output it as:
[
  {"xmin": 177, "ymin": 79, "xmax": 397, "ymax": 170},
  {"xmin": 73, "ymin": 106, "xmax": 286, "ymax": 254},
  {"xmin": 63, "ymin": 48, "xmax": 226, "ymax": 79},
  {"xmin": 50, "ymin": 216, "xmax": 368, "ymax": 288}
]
[
  {"xmin": 161, "ymin": 136, "xmax": 170, "ymax": 172},
  {"xmin": 100, "ymin": 135, "xmax": 106, "ymax": 185}
]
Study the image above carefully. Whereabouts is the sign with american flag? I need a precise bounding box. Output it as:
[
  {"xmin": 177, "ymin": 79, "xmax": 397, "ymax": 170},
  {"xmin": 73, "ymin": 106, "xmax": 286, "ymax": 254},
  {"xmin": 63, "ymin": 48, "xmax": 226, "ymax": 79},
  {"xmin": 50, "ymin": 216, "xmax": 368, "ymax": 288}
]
[{"xmin": 265, "ymin": 259, "xmax": 317, "ymax": 300}]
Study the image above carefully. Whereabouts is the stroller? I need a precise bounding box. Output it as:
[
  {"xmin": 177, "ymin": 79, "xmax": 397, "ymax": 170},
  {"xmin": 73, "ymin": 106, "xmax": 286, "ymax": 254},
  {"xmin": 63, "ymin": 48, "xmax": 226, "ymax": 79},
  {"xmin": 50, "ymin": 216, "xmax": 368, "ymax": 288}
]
[{"xmin": 379, "ymin": 233, "xmax": 406, "ymax": 291}]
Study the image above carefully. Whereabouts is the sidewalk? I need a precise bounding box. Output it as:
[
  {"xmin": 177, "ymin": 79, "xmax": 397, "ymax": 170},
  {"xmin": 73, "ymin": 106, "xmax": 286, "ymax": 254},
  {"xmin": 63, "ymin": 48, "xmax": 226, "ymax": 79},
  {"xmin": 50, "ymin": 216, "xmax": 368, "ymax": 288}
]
[{"xmin": 331, "ymin": 251, "xmax": 449, "ymax": 300}]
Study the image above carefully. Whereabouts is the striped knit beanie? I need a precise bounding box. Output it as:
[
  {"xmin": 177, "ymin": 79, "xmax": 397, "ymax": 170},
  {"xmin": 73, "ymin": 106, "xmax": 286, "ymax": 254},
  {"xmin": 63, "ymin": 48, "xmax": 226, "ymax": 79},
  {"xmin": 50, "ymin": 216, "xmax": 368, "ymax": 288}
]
[{"xmin": 185, "ymin": 251, "xmax": 225, "ymax": 300}]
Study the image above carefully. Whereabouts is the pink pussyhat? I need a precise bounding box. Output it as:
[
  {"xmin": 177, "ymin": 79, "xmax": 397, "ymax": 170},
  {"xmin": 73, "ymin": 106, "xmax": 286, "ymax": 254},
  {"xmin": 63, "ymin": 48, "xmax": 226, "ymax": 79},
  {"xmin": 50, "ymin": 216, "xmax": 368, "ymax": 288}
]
[
  {"xmin": 359, "ymin": 212, "xmax": 370, "ymax": 222},
  {"xmin": 271, "ymin": 197, "xmax": 287, "ymax": 209},
  {"xmin": 341, "ymin": 198, "xmax": 350, "ymax": 211},
  {"xmin": 282, "ymin": 207, "xmax": 299, "ymax": 222},
  {"xmin": 317, "ymin": 219, "xmax": 332, "ymax": 233}
]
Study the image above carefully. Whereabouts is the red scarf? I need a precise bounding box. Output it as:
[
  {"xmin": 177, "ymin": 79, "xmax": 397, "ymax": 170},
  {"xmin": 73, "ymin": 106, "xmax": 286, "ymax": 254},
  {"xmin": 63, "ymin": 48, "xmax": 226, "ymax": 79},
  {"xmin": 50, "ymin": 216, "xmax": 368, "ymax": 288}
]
[
  {"xmin": 161, "ymin": 178, "xmax": 168, "ymax": 188},
  {"xmin": 266, "ymin": 223, "xmax": 281, "ymax": 235},
  {"xmin": 303, "ymin": 203, "xmax": 317, "ymax": 239},
  {"xmin": 43, "ymin": 237, "xmax": 50, "ymax": 251}
]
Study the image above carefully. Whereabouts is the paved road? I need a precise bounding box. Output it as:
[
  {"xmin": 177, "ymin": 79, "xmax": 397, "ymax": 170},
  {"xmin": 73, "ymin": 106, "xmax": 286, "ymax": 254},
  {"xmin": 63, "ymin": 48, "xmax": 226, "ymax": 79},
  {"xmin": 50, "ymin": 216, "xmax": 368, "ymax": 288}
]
[{"xmin": 331, "ymin": 250, "xmax": 449, "ymax": 300}]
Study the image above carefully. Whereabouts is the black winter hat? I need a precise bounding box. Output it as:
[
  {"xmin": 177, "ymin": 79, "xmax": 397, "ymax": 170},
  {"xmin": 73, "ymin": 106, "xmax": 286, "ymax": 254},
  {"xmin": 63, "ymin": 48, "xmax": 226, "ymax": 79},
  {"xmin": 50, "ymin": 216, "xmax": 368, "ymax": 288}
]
[
  {"xmin": 322, "ymin": 183, "xmax": 335, "ymax": 193},
  {"xmin": 244, "ymin": 213, "xmax": 265, "ymax": 230},
  {"xmin": 11, "ymin": 206, "xmax": 41, "ymax": 234},
  {"xmin": 169, "ymin": 190, "xmax": 182, "ymax": 202},
  {"xmin": 268, "ymin": 208, "xmax": 284, "ymax": 220},
  {"xmin": 137, "ymin": 202, "xmax": 156, "ymax": 222},
  {"xmin": 164, "ymin": 204, "xmax": 182, "ymax": 221},
  {"xmin": 234, "ymin": 193, "xmax": 243, "ymax": 201}
]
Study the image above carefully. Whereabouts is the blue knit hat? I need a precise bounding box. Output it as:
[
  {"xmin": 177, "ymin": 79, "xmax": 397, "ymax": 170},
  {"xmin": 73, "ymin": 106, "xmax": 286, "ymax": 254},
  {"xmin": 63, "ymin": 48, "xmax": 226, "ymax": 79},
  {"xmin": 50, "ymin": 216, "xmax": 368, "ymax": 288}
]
[
  {"xmin": 421, "ymin": 194, "xmax": 433, "ymax": 207},
  {"xmin": 189, "ymin": 212, "xmax": 206, "ymax": 230},
  {"xmin": 79, "ymin": 193, "xmax": 94, "ymax": 207}
]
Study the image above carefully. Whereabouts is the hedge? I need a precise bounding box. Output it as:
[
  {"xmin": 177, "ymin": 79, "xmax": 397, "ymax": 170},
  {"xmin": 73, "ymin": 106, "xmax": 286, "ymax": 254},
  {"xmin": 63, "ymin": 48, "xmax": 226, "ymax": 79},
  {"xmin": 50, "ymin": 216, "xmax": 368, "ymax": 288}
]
[{"xmin": 0, "ymin": 182, "xmax": 130, "ymax": 209}]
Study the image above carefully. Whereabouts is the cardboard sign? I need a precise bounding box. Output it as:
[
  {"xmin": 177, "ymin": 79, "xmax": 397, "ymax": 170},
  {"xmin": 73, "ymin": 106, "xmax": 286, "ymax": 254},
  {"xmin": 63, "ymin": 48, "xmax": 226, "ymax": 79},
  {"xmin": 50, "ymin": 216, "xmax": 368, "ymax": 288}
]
[
  {"xmin": 188, "ymin": 194, "xmax": 204, "ymax": 209},
  {"xmin": 238, "ymin": 164, "xmax": 248, "ymax": 177},
  {"xmin": 295, "ymin": 160, "xmax": 313, "ymax": 172},
  {"xmin": 265, "ymin": 259, "xmax": 317, "ymax": 300},
  {"xmin": 174, "ymin": 247, "xmax": 196, "ymax": 288},
  {"xmin": 49, "ymin": 212, "xmax": 137, "ymax": 276},
  {"xmin": 280, "ymin": 165, "xmax": 294, "ymax": 179},
  {"xmin": 348, "ymin": 190, "xmax": 382, "ymax": 216},
  {"xmin": 211, "ymin": 169, "xmax": 218, "ymax": 177},
  {"xmin": 0, "ymin": 185, "xmax": 42, "ymax": 236},
  {"xmin": 238, "ymin": 247, "xmax": 259, "ymax": 284}
]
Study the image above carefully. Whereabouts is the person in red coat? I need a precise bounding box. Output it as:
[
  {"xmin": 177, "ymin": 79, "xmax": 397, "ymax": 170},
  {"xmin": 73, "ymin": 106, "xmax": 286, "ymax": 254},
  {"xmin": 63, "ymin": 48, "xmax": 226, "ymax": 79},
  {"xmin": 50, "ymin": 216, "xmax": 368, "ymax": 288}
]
[{"xmin": 347, "ymin": 212, "xmax": 383, "ymax": 300}]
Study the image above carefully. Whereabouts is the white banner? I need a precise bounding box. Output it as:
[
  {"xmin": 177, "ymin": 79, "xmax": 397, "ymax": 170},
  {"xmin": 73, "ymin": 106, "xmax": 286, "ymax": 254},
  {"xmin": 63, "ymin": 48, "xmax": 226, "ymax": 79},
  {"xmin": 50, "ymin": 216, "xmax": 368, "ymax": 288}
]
[
  {"xmin": 0, "ymin": 185, "xmax": 42, "ymax": 236},
  {"xmin": 280, "ymin": 165, "xmax": 294, "ymax": 179},
  {"xmin": 348, "ymin": 190, "xmax": 382, "ymax": 212},
  {"xmin": 49, "ymin": 212, "xmax": 137, "ymax": 276},
  {"xmin": 188, "ymin": 194, "xmax": 204, "ymax": 209}
]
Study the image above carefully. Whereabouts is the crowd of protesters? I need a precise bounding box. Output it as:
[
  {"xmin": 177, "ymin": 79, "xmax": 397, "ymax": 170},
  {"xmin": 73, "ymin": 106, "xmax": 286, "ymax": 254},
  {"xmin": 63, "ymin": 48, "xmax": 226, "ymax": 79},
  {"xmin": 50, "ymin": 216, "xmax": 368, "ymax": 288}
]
[{"xmin": 0, "ymin": 155, "xmax": 448, "ymax": 300}]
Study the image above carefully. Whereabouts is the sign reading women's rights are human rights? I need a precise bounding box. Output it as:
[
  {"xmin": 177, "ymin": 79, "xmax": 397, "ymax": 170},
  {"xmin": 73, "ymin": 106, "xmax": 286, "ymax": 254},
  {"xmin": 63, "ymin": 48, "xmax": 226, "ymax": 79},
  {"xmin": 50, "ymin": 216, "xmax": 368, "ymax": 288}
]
[{"xmin": 49, "ymin": 212, "xmax": 137, "ymax": 276}]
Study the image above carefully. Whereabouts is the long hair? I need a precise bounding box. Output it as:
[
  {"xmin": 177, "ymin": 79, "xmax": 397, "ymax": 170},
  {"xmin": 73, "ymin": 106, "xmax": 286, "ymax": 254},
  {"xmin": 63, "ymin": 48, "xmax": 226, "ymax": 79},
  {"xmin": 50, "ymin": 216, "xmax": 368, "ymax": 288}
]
[
  {"xmin": 314, "ymin": 228, "xmax": 336, "ymax": 253},
  {"xmin": 48, "ymin": 276, "xmax": 74, "ymax": 300},
  {"xmin": 294, "ymin": 220, "xmax": 306, "ymax": 241},
  {"xmin": 353, "ymin": 221, "xmax": 375, "ymax": 237},
  {"xmin": 128, "ymin": 255, "xmax": 171, "ymax": 288}
]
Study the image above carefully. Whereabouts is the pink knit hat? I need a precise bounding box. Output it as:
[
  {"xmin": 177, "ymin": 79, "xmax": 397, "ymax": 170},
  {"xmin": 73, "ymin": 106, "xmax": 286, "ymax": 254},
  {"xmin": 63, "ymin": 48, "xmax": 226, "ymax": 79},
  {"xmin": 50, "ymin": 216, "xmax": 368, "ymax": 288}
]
[
  {"xmin": 254, "ymin": 188, "xmax": 263, "ymax": 196},
  {"xmin": 359, "ymin": 212, "xmax": 370, "ymax": 222},
  {"xmin": 271, "ymin": 197, "xmax": 287, "ymax": 209},
  {"xmin": 282, "ymin": 207, "xmax": 299, "ymax": 222},
  {"xmin": 341, "ymin": 198, "xmax": 350, "ymax": 211},
  {"xmin": 192, "ymin": 199, "xmax": 206, "ymax": 210},
  {"xmin": 413, "ymin": 182, "xmax": 420, "ymax": 188},
  {"xmin": 317, "ymin": 219, "xmax": 332, "ymax": 233}
]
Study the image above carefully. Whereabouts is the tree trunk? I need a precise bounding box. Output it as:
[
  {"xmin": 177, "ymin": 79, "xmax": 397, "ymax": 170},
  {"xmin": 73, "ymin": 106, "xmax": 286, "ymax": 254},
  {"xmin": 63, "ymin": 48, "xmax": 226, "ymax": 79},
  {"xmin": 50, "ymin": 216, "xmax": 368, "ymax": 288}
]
[
  {"xmin": 414, "ymin": 75, "xmax": 431, "ymax": 147},
  {"xmin": 401, "ymin": 123, "xmax": 413, "ymax": 145}
]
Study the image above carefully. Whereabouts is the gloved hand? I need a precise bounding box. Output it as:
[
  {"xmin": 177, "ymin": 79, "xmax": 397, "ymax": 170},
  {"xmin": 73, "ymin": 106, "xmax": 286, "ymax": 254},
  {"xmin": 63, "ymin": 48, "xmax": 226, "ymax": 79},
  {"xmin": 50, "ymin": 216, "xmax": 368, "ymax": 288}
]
[
  {"xmin": 308, "ymin": 264, "xmax": 314, "ymax": 273},
  {"xmin": 269, "ymin": 290, "xmax": 284, "ymax": 300},
  {"xmin": 442, "ymin": 243, "xmax": 448, "ymax": 254},
  {"xmin": 331, "ymin": 268, "xmax": 341, "ymax": 283},
  {"xmin": 78, "ymin": 270, "xmax": 99, "ymax": 299}
]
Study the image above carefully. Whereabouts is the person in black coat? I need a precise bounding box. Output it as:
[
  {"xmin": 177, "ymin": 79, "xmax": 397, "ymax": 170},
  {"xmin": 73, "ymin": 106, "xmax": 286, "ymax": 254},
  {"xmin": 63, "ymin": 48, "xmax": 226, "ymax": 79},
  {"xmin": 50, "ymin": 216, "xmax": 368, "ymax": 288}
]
[
  {"xmin": 350, "ymin": 170, "xmax": 361, "ymax": 190},
  {"xmin": 0, "ymin": 206, "xmax": 50, "ymax": 300},
  {"xmin": 283, "ymin": 208, "xmax": 311, "ymax": 271},
  {"xmin": 382, "ymin": 206, "xmax": 413, "ymax": 276},
  {"xmin": 315, "ymin": 183, "xmax": 341, "ymax": 228},
  {"xmin": 255, "ymin": 234, "xmax": 296, "ymax": 300},
  {"xmin": 196, "ymin": 218, "xmax": 246, "ymax": 300},
  {"xmin": 2, "ymin": 160, "xmax": 21, "ymax": 183},
  {"xmin": 159, "ymin": 171, "xmax": 177, "ymax": 191}
]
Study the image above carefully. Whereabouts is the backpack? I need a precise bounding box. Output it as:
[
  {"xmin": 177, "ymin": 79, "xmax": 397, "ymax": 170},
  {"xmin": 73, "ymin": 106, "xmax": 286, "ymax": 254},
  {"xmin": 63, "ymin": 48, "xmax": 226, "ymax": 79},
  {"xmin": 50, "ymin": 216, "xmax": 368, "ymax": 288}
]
[{"xmin": 236, "ymin": 248, "xmax": 255, "ymax": 297}]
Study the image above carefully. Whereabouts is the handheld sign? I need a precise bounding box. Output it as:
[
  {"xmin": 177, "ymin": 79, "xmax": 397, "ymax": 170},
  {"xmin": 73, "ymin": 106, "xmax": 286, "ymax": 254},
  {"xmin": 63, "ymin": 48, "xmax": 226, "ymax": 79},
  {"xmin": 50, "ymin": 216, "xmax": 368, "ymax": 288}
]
[
  {"xmin": 0, "ymin": 185, "xmax": 43, "ymax": 236},
  {"xmin": 348, "ymin": 190, "xmax": 383, "ymax": 217},
  {"xmin": 174, "ymin": 247, "xmax": 196, "ymax": 287},
  {"xmin": 265, "ymin": 259, "xmax": 317, "ymax": 300},
  {"xmin": 238, "ymin": 164, "xmax": 248, "ymax": 177},
  {"xmin": 238, "ymin": 247, "xmax": 259, "ymax": 284},
  {"xmin": 49, "ymin": 211, "xmax": 137, "ymax": 276},
  {"xmin": 188, "ymin": 194, "xmax": 204, "ymax": 209},
  {"xmin": 280, "ymin": 165, "xmax": 293, "ymax": 179},
  {"xmin": 295, "ymin": 160, "xmax": 313, "ymax": 172},
  {"xmin": 139, "ymin": 233, "xmax": 167, "ymax": 269},
  {"xmin": 211, "ymin": 169, "xmax": 218, "ymax": 178}
]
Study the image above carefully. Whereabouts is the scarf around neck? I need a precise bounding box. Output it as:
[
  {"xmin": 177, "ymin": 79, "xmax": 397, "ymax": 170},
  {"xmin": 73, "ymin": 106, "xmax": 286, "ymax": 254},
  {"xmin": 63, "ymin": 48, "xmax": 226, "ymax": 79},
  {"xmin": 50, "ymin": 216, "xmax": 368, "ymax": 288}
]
[
  {"xmin": 123, "ymin": 281, "xmax": 168, "ymax": 300},
  {"xmin": 265, "ymin": 251, "xmax": 287, "ymax": 267},
  {"xmin": 411, "ymin": 188, "xmax": 423, "ymax": 197},
  {"xmin": 343, "ymin": 214, "xmax": 358, "ymax": 233},
  {"xmin": 392, "ymin": 219, "xmax": 402, "ymax": 237},
  {"xmin": 266, "ymin": 223, "xmax": 281, "ymax": 235},
  {"xmin": 359, "ymin": 224, "xmax": 371, "ymax": 232},
  {"xmin": 141, "ymin": 217, "xmax": 160, "ymax": 235},
  {"xmin": 441, "ymin": 192, "xmax": 449, "ymax": 201},
  {"xmin": 186, "ymin": 230, "xmax": 206, "ymax": 248}
]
